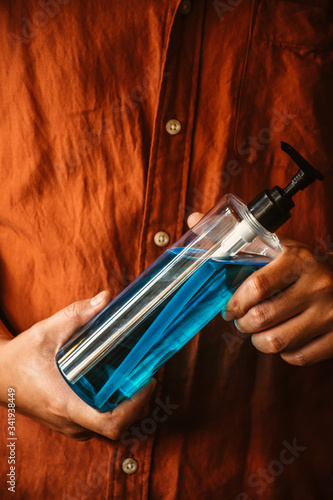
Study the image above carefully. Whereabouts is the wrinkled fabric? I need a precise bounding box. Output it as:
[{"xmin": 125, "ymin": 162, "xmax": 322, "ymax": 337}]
[{"xmin": 0, "ymin": 0, "xmax": 333, "ymax": 498}]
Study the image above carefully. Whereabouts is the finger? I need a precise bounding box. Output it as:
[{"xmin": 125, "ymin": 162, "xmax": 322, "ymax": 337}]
[
  {"xmin": 16, "ymin": 409, "xmax": 95, "ymax": 441},
  {"xmin": 63, "ymin": 429, "xmax": 96, "ymax": 441},
  {"xmin": 187, "ymin": 212, "xmax": 204, "ymax": 228},
  {"xmin": 68, "ymin": 378, "xmax": 157, "ymax": 440},
  {"xmin": 223, "ymin": 249, "xmax": 303, "ymax": 321},
  {"xmin": 35, "ymin": 291, "xmax": 112, "ymax": 346},
  {"xmin": 235, "ymin": 280, "xmax": 308, "ymax": 333},
  {"xmin": 110, "ymin": 378, "xmax": 157, "ymax": 431},
  {"xmin": 73, "ymin": 433, "xmax": 96, "ymax": 442},
  {"xmin": 250, "ymin": 307, "xmax": 326, "ymax": 354},
  {"xmin": 280, "ymin": 331, "xmax": 333, "ymax": 366}
]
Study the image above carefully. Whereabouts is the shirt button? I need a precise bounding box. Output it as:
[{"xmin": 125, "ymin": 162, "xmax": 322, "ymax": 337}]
[
  {"xmin": 154, "ymin": 231, "xmax": 170, "ymax": 247},
  {"xmin": 122, "ymin": 458, "xmax": 138, "ymax": 475},
  {"xmin": 165, "ymin": 119, "xmax": 181, "ymax": 135},
  {"xmin": 179, "ymin": 0, "xmax": 192, "ymax": 15}
]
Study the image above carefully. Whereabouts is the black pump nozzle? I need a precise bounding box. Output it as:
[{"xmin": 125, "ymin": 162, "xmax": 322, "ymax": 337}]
[
  {"xmin": 281, "ymin": 142, "xmax": 324, "ymax": 196},
  {"xmin": 247, "ymin": 142, "xmax": 324, "ymax": 232}
]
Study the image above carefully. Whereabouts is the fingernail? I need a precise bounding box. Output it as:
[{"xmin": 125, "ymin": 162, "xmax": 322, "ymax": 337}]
[
  {"xmin": 234, "ymin": 320, "xmax": 242, "ymax": 332},
  {"xmin": 90, "ymin": 291, "xmax": 106, "ymax": 307},
  {"xmin": 222, "ymin": 310, "xmax": 235, "ymax": 321},
  {"xmin": 251, "ymin": 336, "xmax": 258, "ymax": 348}
]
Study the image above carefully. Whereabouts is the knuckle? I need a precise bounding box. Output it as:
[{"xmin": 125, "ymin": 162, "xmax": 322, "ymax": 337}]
[
  {"xmin": 281, "ymin": 269, "xmax": 298, "ymax": 286},
  {"xmin": 315, "ymin": 273, "xmax": 333, "ymax": 294},
  {"xmin": 250, "ymin": 273, "xmax": 270, "ymax": 298},
  {"xmin": 104, "ymin": 419, "xmax": 123, "ymax": 441},
  {"xmin": 228, "ymin": 297, "xmax": 243, "ymax": 319},
  {"xmin": 284, "ymin": 350, "xmax": 309, "ymax": 367},
  {"xmin": 297, "ymin": 246, "xmax": 312, "ymax": 262},
  {"xmin": 64, "ymin": 302, "xmax": 81, "ymax": 320},
  {"xmin": 298, "ymin": 247, "xmax": 317, "ymax": 273},
  {"xmin": 109, "ymin": 429, "xmax": 122, "ymax": 441},
  {"xmin": 250, "ymin": 304, "xmax": 270, "ymax": 329},
  {"xmin": 284, "ymin": 246, "xmax": 307, "ymax": 272},
  {"xmin": 264, "ymin": 332, "xmax": 285, "ymax": 353}
]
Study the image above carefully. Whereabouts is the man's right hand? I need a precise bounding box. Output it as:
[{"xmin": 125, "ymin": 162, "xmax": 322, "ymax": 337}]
[{"xmin": 0, "ymin": 291, "xmax": 156, "ymax": 441}]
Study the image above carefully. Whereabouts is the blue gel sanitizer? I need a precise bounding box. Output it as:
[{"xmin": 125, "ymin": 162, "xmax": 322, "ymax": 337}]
[{"xmin": 56, "ymin": 142, "xmax": 323, "ymax": 411}]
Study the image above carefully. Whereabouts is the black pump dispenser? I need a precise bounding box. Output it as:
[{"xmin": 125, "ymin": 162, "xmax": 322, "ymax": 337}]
[{"xmin": 247, "ymin": 142, "xmax": 324, "ymax": 233}]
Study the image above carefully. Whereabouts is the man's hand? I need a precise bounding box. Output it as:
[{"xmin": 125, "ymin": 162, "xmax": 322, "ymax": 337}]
[
  {"xmin": 188, "ymin": 212, "xmax": 333, "ymax": 366},
  {"xmin": 0, "ymin": 291, "xmax": 156, "ymax": 440}
]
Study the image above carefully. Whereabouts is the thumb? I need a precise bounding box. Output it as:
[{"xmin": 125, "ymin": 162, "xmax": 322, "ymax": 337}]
[
  {"xmin": 35, "ymin": 291, "xmax": 111, "ymax": 347},
  {"xmin": 187, "ymin": 212, "xmax": 204, "ymax": 229}
]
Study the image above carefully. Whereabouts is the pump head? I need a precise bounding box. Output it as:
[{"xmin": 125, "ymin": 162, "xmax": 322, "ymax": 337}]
[{"xmin": 247, "ymin": 142, "xmax": 324, "ymax": 232}]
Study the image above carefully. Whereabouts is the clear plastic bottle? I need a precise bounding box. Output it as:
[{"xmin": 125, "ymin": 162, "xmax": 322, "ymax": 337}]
[
  {"xmin": 56, "ymin": 195, "xmax": 281, "ymax": 411},
  {"xmin": 56, "ymin": 142, "xmax": 323, "ymax": 412}
]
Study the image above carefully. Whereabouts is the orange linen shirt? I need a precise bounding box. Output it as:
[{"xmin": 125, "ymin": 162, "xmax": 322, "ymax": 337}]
[{"xmin": 0, "ymin": 0, "xmax": 333, "ymax": 499}]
